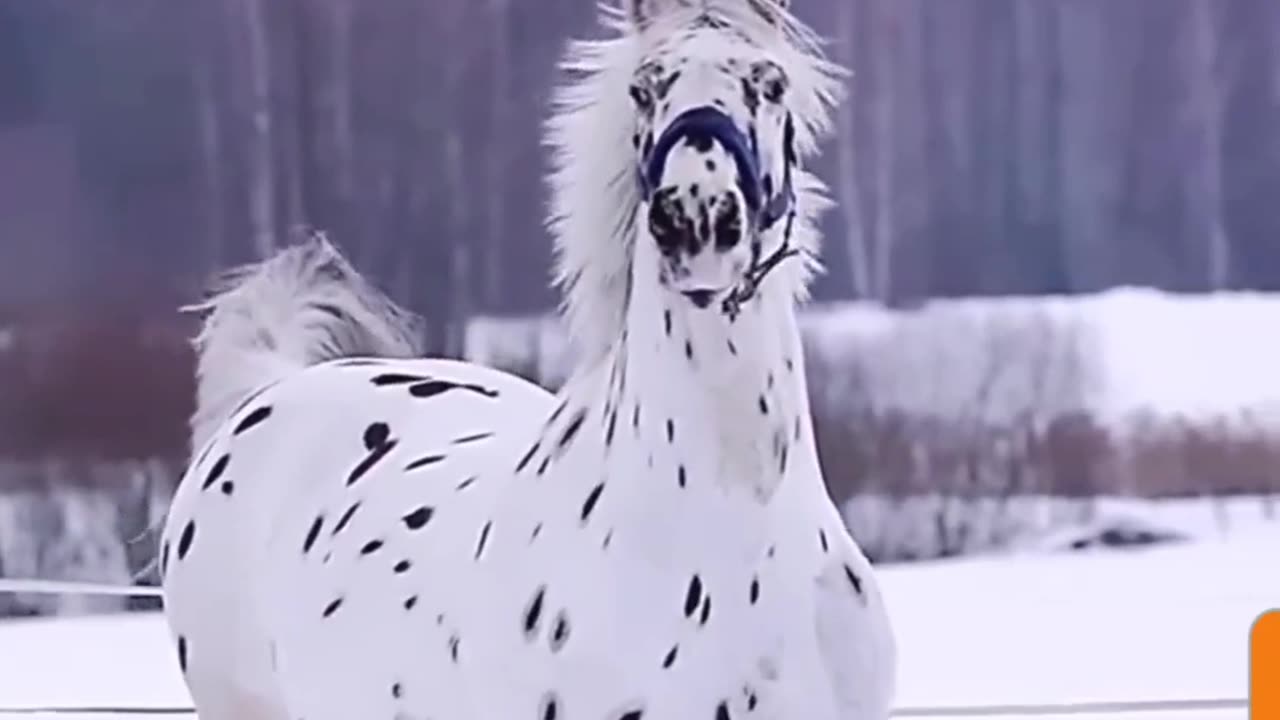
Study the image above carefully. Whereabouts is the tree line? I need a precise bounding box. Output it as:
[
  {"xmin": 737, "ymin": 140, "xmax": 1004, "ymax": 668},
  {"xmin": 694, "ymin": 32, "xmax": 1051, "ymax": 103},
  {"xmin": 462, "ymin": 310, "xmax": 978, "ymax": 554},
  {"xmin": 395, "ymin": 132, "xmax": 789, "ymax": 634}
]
[{"xmin": 1, "ymin": 0, "xmax": 1279, "ymax": 349}]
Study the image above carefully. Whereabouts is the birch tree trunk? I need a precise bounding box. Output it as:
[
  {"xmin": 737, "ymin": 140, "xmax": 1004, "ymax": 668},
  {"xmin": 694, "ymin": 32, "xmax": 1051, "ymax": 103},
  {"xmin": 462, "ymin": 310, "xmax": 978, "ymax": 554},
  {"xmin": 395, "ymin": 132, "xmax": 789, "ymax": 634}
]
[
  {"xmin": 241, "ymin": 0, "xmax": 277, "ymax": 258},
  {"xmin": 445, "ymin": 130, "xmax": 471, "ymax": 358},
  {"xmin": 193, "ymin": 6, "xmax": 226, "ymax": 270},
  {"xmin": 1012, "ymin": 1, "xmax": 1064, "ymax": 288},
  {"xmin": 443, "ymin": 1, "xmax": 471, "ymax": 357},
  {"xmin": 1056, "ymin": 0, "xmax": 1114, "ymax": 290},
  {"xmin": 280, "ymin": 0, "xmax": 307, "ymax": 234},
  {"xmin": 483, "ymin": 0, "xmax": 509, "ymax": 312},
  {"xmin": 326, "ymin": 0, "xmax": 354, "ymax": 245},
  {"xmin": 870, "ymin": 1, "xmax": 897, "ymax": 301},
  {"xmin": 1186, "ymin": 0, "xmax": 1230, "ymax": 290},
  {"xmin": 837, "ymin": 0, "xmax": 869, "ymax": 300}
]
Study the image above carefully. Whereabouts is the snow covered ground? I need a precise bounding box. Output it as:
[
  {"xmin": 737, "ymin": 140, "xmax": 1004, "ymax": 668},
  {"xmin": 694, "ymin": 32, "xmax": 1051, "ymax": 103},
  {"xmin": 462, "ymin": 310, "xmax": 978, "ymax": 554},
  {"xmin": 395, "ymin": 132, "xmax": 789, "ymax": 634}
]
[
  {"xmin": 4, "ymin": 287, "xmax": 1278, "ymax": 717},
  {"xmin": 0, "ymin": 525, "xmax": 1272, "ymax": 720}
]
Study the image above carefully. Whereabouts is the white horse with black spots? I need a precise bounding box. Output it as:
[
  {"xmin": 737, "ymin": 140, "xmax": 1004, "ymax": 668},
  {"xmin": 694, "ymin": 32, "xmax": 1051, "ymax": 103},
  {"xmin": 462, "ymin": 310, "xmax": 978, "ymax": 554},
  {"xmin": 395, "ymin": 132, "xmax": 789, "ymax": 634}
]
[{"xmin": 158, "ymin": 1, "xmax": 896, "ymax": 718}]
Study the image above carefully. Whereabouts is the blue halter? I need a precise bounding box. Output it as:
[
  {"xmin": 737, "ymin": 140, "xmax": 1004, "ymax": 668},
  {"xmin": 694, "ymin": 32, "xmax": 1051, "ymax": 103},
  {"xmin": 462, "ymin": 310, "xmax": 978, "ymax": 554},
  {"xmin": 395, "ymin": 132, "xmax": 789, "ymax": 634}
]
[{"xmin": 638, "ymin": 105, "xmax": 795, "ymax": 233}]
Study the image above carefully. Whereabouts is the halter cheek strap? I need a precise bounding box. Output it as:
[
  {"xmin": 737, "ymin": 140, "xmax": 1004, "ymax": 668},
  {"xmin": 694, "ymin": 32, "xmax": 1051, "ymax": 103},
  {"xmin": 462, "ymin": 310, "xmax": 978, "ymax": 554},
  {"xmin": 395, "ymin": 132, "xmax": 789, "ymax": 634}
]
[{"xmin": 637, "ymin": 105, "xmax": 799, "ymax": 318}]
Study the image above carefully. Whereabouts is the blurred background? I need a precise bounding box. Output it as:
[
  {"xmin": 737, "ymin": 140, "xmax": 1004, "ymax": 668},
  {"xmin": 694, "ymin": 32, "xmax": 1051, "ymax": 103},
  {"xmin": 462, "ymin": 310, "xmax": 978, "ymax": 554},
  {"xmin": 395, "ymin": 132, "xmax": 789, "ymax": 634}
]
[{"xmin": 2, "ymin": 0, "xmax": 1280, "ymax": 621}]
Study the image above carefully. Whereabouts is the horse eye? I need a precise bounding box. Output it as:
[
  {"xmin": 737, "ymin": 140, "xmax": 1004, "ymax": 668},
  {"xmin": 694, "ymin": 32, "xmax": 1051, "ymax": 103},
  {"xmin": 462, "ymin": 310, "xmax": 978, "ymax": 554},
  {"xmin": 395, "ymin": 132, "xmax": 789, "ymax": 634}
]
[
  {"xmin": 763, "ymin": 77, "xmax": 786, "ymax": 103},
  {"xmin": 751, "ymin": 60, "xmax": 789, "ymax": 104},
  {"xmin": 629, "ymin": 83, "xmax": 654, "ymax": 112}
]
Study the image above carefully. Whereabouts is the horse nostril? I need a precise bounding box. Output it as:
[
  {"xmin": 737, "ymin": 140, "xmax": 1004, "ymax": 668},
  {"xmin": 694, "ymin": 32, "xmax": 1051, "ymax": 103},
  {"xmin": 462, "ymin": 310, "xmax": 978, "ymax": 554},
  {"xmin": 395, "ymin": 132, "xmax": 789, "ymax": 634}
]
[
  {"xmin": 648, "ymin": 188, "xmax": 691, "ymax": 257},
  {"xmin": 712, "ymin": 191, "xmax": 744, "ymax": 250}
]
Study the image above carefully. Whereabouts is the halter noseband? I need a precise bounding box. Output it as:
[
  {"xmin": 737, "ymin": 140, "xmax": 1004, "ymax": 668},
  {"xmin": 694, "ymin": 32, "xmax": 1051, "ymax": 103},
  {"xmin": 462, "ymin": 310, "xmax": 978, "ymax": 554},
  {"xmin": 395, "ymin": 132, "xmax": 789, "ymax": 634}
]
[{"xmin": 637, "ymin": 105, "xmax": 799, "ymax": 317}]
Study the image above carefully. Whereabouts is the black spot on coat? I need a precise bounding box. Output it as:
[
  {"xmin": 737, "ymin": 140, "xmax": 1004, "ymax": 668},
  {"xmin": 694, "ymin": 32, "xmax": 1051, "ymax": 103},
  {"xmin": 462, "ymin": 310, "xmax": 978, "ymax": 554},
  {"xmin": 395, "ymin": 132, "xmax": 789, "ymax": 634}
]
[
  {"xmin": 540, "ymin": 693, "xmax": 559, "ymax": 720},
  {"xmin": 524, "ymin": 585, "xmax": 547, "ymax": 636},
  {"xmin": 348, "ymin": 440, "xmax": 398, "ymax": 486},
  {"xmin": 475, "ymin": 521, "xmax": 493, "ymax": 560},
  {"xmin": 232, "ymin": 406, "xmax": 273, "ymax": 435},
  {"xmin": 403, "ymin": 506, "xmax": 434, "ymax": 530},
  {"xmin": 558, "ymin": 409, "xmax": 588, "ymax": 450},
  {"xmin": 605, "ymin": 407, "xmax": 619, "ymax": 446},
  {"xmin": 201, "ymin": 454, "xmax": 230, "ymax": 491},
  {"xmin": 363, "ymin": 422, "xmax": 391, "ymax": 450},
  {"xmin": 550, "ymin": 611, "xmax": 570, "ymax": 652},
  {"xmin": 684, "ymin": 575, "xmax": 703, "ymax": 617},
  {"xmin": 177, "ymin": 521, "xmax": 196, "ymax": 560},
  {"xmin": 332, "ymin": 503, "xmax": 359, "ymax": 536},
  {"xmin": 409, "ymin": 380, "xmax": 498, "ymax": 399},
  {"xmin": 322, "ymin": 597, "xmax": 343, "ymax": 617},
  {"xmin": 844, "ymin": 564, "xmax": 864, "ymax": 595},
  {"xmin": 405, "ymin": 454, "xmax": 446, "ymax": 471},
  {"xmin": 453, "ymin": 432, "xmax": 493, "ymax": 445},
  {"xmin": 581, "ymin": 484, "xmax": 605, "ymax": 523},
  {"xmin": 303, "ymin": 515, "xmax": 324, "ymax": 553},
  {"xmin": 516, "ymin": 441, "xmax": 541, "ymax": 473},
  {"xmin": 371, "ymin": 373, "xmax": 428, "ymax": 386}
]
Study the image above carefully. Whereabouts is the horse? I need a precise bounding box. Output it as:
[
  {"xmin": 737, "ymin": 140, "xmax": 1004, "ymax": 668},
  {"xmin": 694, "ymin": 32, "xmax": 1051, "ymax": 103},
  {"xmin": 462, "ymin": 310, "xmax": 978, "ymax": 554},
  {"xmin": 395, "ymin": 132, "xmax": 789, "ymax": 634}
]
[{"xmin": 158, "ymin": 1, "xmax": 896, "ymax": 718}]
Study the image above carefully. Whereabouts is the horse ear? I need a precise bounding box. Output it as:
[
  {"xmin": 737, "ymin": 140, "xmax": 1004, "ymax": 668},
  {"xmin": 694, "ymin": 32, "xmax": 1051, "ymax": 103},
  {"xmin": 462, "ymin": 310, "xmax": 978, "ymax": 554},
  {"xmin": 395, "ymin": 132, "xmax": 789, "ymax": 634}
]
[
  {"xmin": 626, "ymin": 0, "xmax": 660, "ymax": 29},
  {"xmin": 747, "ymin": 0, "xmax": 790, "ymax": 25},
  {"xmin": 627, "ymin": 0, "xmax": 688, "ymax": 30}
]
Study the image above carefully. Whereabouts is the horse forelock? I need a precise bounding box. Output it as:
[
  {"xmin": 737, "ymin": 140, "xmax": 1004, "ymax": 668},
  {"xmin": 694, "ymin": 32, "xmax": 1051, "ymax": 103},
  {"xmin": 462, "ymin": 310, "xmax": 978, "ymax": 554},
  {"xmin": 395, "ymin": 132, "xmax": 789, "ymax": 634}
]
[{"xmin": 543, "ymin": 1, "xmax": 847, "ymax": 365}]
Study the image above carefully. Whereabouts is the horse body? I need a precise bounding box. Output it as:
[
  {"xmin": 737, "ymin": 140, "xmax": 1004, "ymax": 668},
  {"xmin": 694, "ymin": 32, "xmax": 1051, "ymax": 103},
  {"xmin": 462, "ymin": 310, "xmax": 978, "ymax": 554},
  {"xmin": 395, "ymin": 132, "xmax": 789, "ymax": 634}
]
[
  {"xmin": 159, "ymin": 238, "xmax": 557, "ymax": 720},
  {"xmin": 160, "ymin": 2, "xmax": 896, "ymax": 718}
]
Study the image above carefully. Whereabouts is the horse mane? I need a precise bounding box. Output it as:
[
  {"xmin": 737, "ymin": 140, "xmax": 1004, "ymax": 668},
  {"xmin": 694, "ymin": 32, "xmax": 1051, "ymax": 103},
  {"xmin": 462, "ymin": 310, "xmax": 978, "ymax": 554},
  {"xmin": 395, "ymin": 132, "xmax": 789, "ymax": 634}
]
[{"xmin": 542, "ymin": 0, "xmax": 847, "ymax": 364}]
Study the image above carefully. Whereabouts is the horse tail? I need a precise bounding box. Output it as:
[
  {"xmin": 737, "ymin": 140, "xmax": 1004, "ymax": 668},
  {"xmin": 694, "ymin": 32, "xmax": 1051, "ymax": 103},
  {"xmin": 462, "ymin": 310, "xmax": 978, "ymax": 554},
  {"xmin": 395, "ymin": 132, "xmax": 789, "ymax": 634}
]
[{"xmin": 183, "ymin": 231, "xmax": 424, "ymax": 454}]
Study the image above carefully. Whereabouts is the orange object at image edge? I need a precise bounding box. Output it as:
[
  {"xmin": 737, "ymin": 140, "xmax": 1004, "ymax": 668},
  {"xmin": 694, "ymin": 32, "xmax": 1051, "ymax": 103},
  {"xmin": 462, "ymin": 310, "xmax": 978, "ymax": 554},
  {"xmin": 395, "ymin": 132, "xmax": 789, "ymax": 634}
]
[{"xmin": 1253, "ymin": 610, "xmax": 1280, "ymax": 720}]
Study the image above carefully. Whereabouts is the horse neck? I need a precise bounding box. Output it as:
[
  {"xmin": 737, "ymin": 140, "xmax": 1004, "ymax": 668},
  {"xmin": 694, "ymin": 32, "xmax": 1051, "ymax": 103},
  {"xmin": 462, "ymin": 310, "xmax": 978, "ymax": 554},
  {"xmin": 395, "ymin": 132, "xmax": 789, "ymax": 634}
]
[
  {"xmin": 614, "ymin": 231, "xmax": 809, "ymax": 507},
  {"xmin": 536, "ymin": 228, "xmax": 815, "ymax": 571}
]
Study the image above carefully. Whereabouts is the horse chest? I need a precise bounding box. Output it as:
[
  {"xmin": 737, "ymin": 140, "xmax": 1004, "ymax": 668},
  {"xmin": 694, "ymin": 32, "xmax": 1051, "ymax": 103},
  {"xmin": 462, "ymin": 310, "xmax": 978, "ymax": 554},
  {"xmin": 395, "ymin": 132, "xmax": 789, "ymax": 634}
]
[{"xmin": 460, "ymin": 533, "xmax": 796, "ymax": 717}]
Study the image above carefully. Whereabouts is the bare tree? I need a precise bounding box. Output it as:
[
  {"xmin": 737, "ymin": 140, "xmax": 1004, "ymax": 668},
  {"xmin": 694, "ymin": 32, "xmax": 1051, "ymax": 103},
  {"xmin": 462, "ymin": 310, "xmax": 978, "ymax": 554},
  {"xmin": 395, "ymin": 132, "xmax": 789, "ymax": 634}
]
[
  {"xmin": 324, "ymin": 0, "xmax": 355, "ymax": 246},
  {"xmin": 442, "ymin": 0, "xmax": 472, "ymax": 357},
  {"xmin": 483, "ymin": 0, "xmax": 510, "ymax": 312},
  {"xmin": 836, "ymin": 0, "xmax": 869, "ymax": 300},
  {"xmin": 1185, "ymin": 0, "xmax": 1231, "ymax": 290},
  {"xmin": 869, "ymin": 0, "xmax": 898, "ymax": 301},
  {"xmin": 239, "ymin": 0, "xmax": 277, "ymax": 258},
  {"xmin": 192, "ymin": 2, "xmax": 227, "ymax": 270}
]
